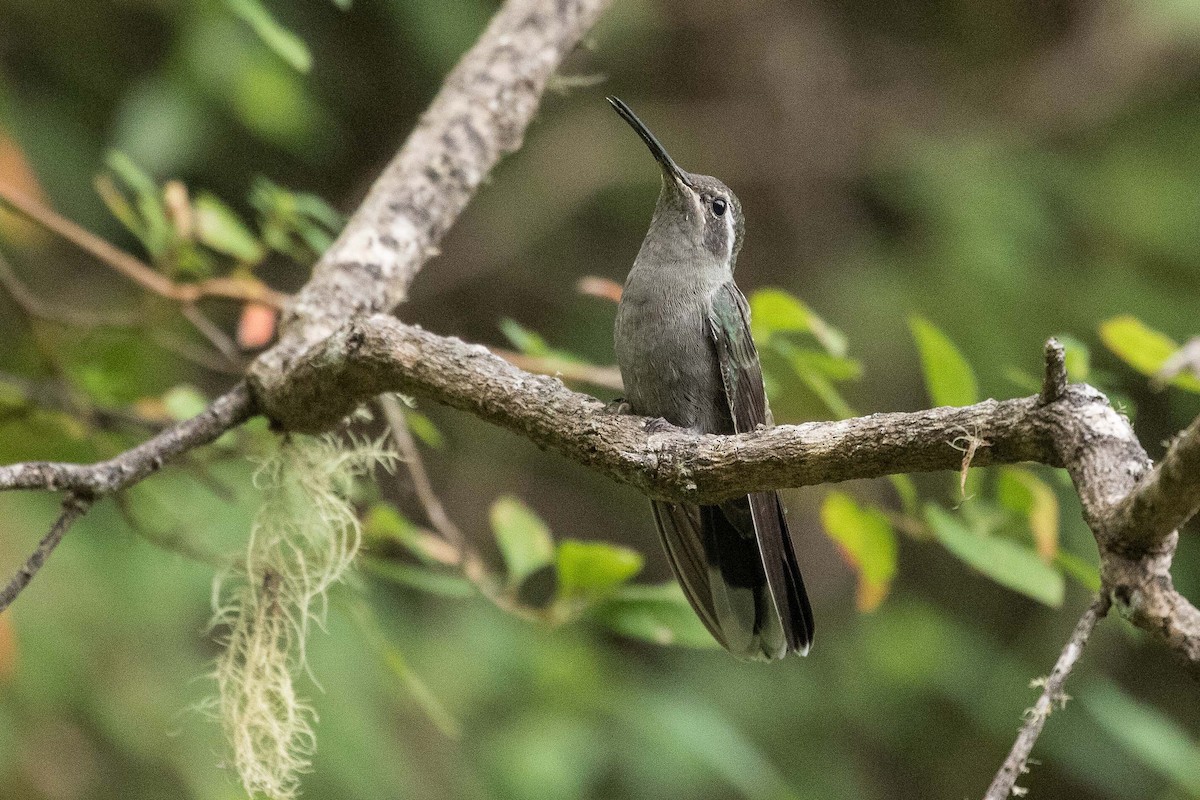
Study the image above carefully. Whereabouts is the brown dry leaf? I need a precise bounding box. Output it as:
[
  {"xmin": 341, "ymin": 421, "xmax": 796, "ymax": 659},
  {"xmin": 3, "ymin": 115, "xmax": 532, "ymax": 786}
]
[
  {"xmin": 0, "ymin": 613, "xmax": 17, "ymax": 682},
  {"xmin": 577, "ymin": 275, "xmax": 622, "ymax": 303},
  {"xmin": 0, "ymin": 129, "xmax": 50, "ymax": 246},
  {"xmin": 237, "ymin": 301, "xmax": 279, "ymax": 350}
]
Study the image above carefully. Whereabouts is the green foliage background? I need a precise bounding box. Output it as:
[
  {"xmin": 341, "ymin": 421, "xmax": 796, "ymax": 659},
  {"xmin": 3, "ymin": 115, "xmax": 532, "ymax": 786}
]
[{"xmin": 1, "ymin": 1, "xmax": 1199, "ymax": 798}]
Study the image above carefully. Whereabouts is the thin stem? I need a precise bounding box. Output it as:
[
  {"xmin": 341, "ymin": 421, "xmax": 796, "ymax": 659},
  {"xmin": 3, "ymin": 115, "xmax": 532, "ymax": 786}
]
[
  {"xmin": 0, "ymin": 183, "xmax": 288, "ymax": 308},
  {"xmin": 0, "ymin": 493, "xmax": 95, "ymax": 613},
  {"xmin": 983, "ymin": 595, "xmax": 1110, "ymax": 800}
]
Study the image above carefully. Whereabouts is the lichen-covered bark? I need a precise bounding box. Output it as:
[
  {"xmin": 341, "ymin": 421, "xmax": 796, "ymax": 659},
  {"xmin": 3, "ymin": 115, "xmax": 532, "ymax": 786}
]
[{"xmin": 251, "ymin": 0, "xmax": 613, "ymax": 400}]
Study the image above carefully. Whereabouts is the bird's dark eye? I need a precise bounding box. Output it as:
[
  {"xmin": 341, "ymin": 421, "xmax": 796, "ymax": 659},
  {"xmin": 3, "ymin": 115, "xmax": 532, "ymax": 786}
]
[{"xmin": 712, "ymin": 198, "xmax": 727, "ymax": 216}]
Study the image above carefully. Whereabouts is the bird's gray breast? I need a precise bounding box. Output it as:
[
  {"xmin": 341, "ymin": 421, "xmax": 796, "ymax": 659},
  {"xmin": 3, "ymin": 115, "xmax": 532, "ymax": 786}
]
[{"xmin": 614, "ymin": 270, "xmax": 730, "ymax": 433}]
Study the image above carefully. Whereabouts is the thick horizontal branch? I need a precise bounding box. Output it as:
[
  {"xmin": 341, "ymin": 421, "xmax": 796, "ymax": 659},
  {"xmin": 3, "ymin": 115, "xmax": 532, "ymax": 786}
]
[
  {"xmin": 0, "ymin": 382, "xmax": 255, "ymax": 495},
  {"xmin": 254, "ymin": 315, "xmax": 1078, "ymax": 501}
]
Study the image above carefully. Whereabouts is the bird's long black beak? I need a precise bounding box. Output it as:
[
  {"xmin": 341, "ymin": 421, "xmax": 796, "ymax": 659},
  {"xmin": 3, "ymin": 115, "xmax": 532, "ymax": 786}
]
[{"xmin": 607, "ymin": 96, "xmax": 690, "ymax": 187}]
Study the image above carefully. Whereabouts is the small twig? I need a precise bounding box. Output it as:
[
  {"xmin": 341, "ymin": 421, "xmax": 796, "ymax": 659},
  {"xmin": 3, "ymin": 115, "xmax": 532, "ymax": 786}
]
[
  {"xmin": 983, "ymin": 595, "xmax": 1110, "ymax": 800},
  {"xmin": 379, "ymin": 396, "xmax": 465, "ymax": 554},
  {"xmin": 0, "ymin": 183, "xmax": 289, "ymax": 308},
  {"xmin": 0, "ymin": 381, "xmax": 256, "ymax": 494},
  {"xmin": 378, "ymin": 394, "xmax": 493, "ymax": 589},
  {"xmin": 180, "ymin": 303, "xmax": 243, "ymax": 366},
  {"xmin": 0, "ymin": 492, "xmax": 95, "ymax": 613},
  {"xmin": 0, "ymin": 250, "xmax": 139, "ymax": 328},
  {"xmin": 492, "ymin": 348, "xmax": 623, "ymax": 392},
  {"xmin": 1039, "ymin": 338, "xmax": 1067, "ymax": 406}
]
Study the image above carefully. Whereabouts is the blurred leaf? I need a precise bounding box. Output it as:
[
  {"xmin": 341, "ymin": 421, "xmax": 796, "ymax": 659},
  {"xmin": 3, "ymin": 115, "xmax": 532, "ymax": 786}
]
[
  {"xmin": 0, "ymin": 614, "xmax": 15, "ymax": 683},
  {"xmin": 996, "ymin": 467, "xmax": 1060, "ymax": 561},
  {"xmin": 236, "ymin": 301, "xmax": 278, "ymax": 349},
  {"xmin": 0, "ymin": 128, "xmax": 50, "ymax": 245},
  {"xmin": 404, "ymin": 410, "xmax": 444, "ymax": 449},
  {"xmin": 194, "ymin": 192, "xmax": 266, "ymax": 263},
  {"xmin": 925, "ymin": 505, "xmax": 1064, "ymax": 607},
  {"xmin": 490, "ymin": 496, "xmax": 555, "ymax": 588},
  {"xmin": 330, "ymin": 0, "xmax": 353, "ymax": 8},
  {"xmin": 889, "ymin": 474, "xmax": 920, "ymax": 518},
  {"xmin": 251, "ymin": 178, "xmax": 343, "ymax": 262},
  {"xmin": 775, "ymin": 341, "xmax": 856, "ymax": 419},
  {"xmin": 555, "ymin": 540, "xmax": 643, "ymax": 602},
  {"xmin": 591, "ymin": 582, "xmax": 719, "ymax": 648},
  {"xmin": 161, "ymin": 385, "xmax": 208, "ymax": 421},
  {"xmin": 344, "ymin": 599, "xmax": 461, "ymax": 738},
  {"xmin": 1083, "ymin": 680, "xmax": 1200, "ymax": 794},
  {"xmin": 499, "ymin": 318, "xmax": 552, "ymax": 357},
  {"xmin": 361, "ymin": 558, "xmax": 473, "ymax": 599},
  {"xmin": 101, "ymin": 151, "xmax": 172, "ymax": 259},
  {"xmin": 821, "ymin": 492, "xmax": 898, "ymax": 611},
  {"xmin": 908, "ymin": 316, "xmax": 979, "ymax": 407},
  {"xmin": 224, "ymin": 0, "xmax": 312, "ymax": 73},
  {"xmin": 1055, "ymin": 550, "xmax": 1101, "ymax": 593},
  {"xmin": 1055, "ymin": 334, "xmax": 1091, "ymax": 382},
  {"xmin": 749, "ymin": 288, "xmax": 847, "ymax": 356},
  {"xmin": 362, "ymin": 503, "xmax": 425, "ymax": 556},
  {"xmin": 1099, "ymin": 315, "xmax": 1200, "ymax": 393}
]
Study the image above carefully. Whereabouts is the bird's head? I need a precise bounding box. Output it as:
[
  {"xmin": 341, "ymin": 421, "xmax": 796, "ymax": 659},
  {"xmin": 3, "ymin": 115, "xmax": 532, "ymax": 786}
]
[{"xmin": 609, "ymin": 96, "xmax": 744, "ymax": 269}]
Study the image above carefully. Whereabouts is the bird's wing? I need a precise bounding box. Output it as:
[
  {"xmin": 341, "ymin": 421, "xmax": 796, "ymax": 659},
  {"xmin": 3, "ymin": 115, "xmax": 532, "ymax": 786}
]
[{"xmin": 707, "ymin": 282, "xmax": 814, "ymax": 655}]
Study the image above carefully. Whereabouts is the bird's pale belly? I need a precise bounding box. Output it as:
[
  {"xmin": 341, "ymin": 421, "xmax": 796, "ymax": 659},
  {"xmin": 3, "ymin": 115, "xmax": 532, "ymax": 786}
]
[{"xmin": 614, "ymin": 295, "xmax": 730, "ymax": 433}]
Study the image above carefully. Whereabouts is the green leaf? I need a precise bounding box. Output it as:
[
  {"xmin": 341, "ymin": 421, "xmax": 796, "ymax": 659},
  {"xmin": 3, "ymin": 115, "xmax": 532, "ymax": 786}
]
[
  {"xmin": 499, "ymin": 318, "xmax": 552, "ymax": 357},
  {"xmin": 361, "ymin": 558, "xmax": 473, "ymax": 599},
  {"xmin": 749, "ymin": 288, "xmax": 847, "ymax": 356},
  {"xmin": 160, "ymin": 385, "xmax": 208, "ymax": 421},
  {"xmin": 405, "ymin": 410, "xmax": 444, "ymax": 449},
  {"xmin": 490, "ymin": 496, "xmax": 555, "ymax": 588},
  {"xmin": 555, "ymin": 540, "xmax": 643, "ymax": 602},
  {"xmin": 194, "ymin": 193, "xmax": 266, "ymax": 263},
  {"xmin": 888, "ymin": 474, "xmax": 920, "ymax": 518},
  {"xmin": 1083, "ymin": 680, "xmax": 1200, "ymax": 794},
  {"xmin": 925, "ymin": 505, "xmax": 1064, "ymax": 607},
  {"xmin": 224, "ymin": 0, "xmax": 313, "ymax": 72},
  {"xmin": 103, "ymin": 151, "xmax": 171, "ymax": 259},
  {"xmin": 996, "ymin": 467, "xmax": 1060, "ymax": 561},
  {"xmin": 820, "ymin": 492, "xmax": 898, "ymax": 611},
  {"xmin": 1099, "ymin": 315, "xmax": 1200, "ymax": 393},
  {"xmin": 776, "ymin": 341, "xmax": 856, "ymax": 419},
  {"xmin": 1054, "ymin": 550, "xmax": 1101, "ymax": 593},
  {"xmin": 590, "ymin": 582, "xmax": 720, "ymax": 649},
  {"xmin": 363, "ymin": 502, "xmax": 420, "ymax": 546},
  {"xmin": 1055, "ymin": 334, "xmax": 1091, "ymax": 382},
  {"xmin": 908, "ymin": 316, "xmax": 980, "ymax": 407}
]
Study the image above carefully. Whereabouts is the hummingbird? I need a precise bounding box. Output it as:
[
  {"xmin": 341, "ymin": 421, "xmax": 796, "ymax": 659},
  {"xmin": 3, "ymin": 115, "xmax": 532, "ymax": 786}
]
[{"xmin": 608, "ymin": 96, "xmax": 814, "ymax": 660}]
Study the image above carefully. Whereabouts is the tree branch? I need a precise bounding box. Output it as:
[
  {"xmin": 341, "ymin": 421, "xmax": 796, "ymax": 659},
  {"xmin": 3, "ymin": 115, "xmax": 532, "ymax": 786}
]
[
  {"xmin": 1108, "ymin": 412, "xmax": 1200, "ymax": 551},
  {"xmin": 0, "ymin": 382, "xmax": 255, "ymax": 494},
  {"xmin": 983, "ymin": 595, "xmax": 1110, "ymax": 800},
  {"xmin": 251, "ymin": 0, "xmax": 614, "ymax": 392},
  {"xmin": 0, "ymin": 492, "xmax": 94, "ymax": 613}
]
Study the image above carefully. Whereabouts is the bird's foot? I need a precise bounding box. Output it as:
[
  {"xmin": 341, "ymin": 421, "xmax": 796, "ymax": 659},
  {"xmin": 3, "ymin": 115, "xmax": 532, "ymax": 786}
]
[
  {"xmin": 604, "ymin": 397, "xmax": 633, "ymax": 415},
  {"xmin": 644, "ymin": 416, "xmax": 680, "ymax": 434}
]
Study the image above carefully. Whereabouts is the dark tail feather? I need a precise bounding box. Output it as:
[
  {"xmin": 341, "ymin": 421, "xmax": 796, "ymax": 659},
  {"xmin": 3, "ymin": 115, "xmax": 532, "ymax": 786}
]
[
  {"xmin": 651, "ymin": 494, "xmax": 813, "ymax": 661},
  {"xmin": 747, "ymin": 491, "xmax": 814, "ymax": 655}
]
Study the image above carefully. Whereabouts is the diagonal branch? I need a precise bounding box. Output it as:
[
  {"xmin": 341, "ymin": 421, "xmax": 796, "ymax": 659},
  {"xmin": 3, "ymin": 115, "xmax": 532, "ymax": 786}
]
[
  {"xmin": 983, "ymin": 595, "xmax": 1110, "ymax": 800},
  {"xmin": 252, "ymin": 0, "xmax": 614, "ymax": 391},
  {"xmin": 1108, "ymin": 412, "xmax": 1200, "ymax": 551},
  {"xmin": 0, "ymin": 382, "xmax": 256, "ymax": 494},
  {"xmin": 0, "ymin": 492, "xmax": 95, "ymax": 613}
]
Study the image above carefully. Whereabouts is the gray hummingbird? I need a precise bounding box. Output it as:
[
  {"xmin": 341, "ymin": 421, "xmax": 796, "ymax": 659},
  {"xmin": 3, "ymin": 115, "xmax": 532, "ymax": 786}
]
[{"xmin": 608, "ymin": 96, "xmax": 814, "ymax": 660}]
